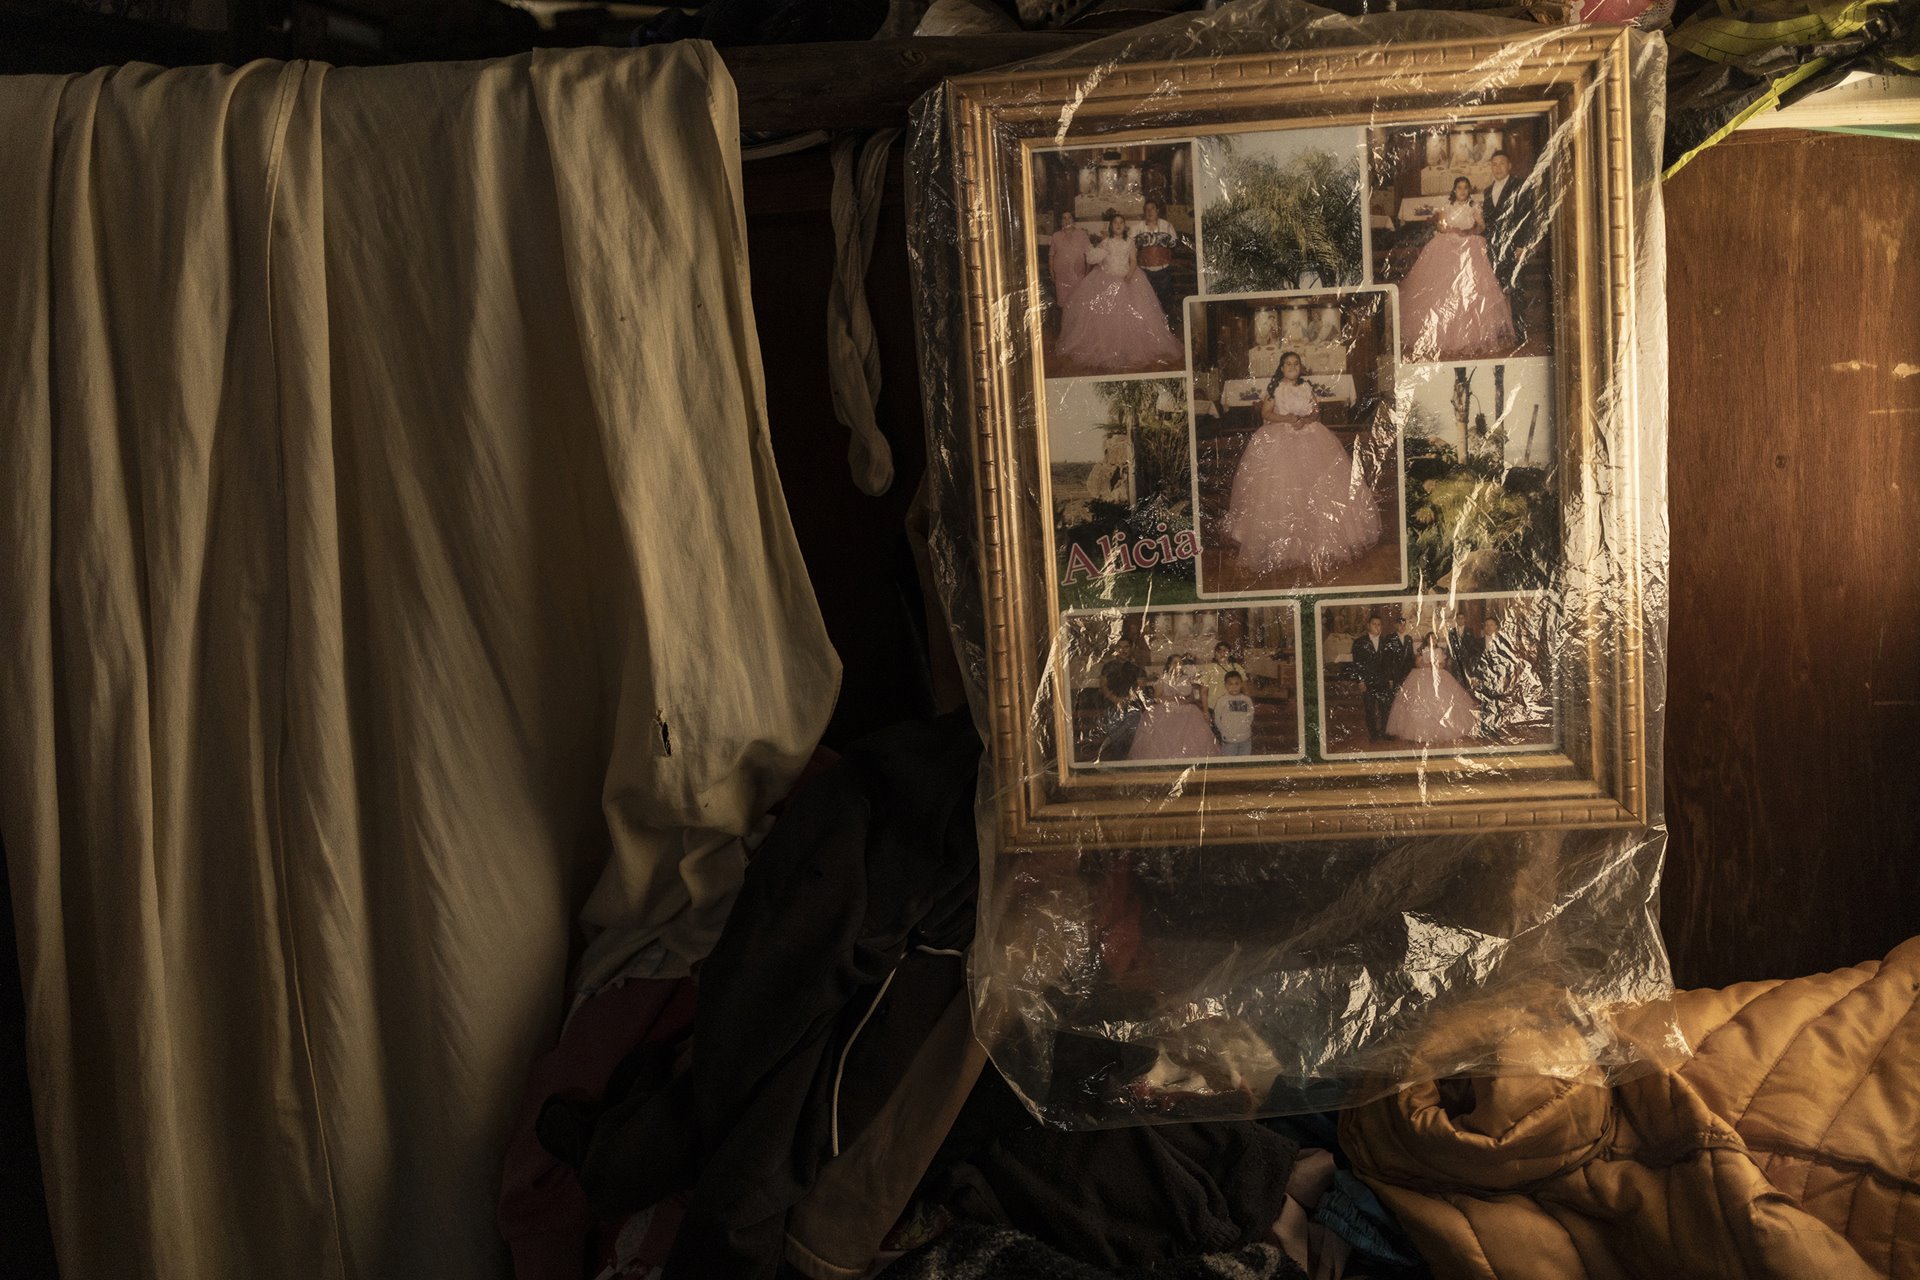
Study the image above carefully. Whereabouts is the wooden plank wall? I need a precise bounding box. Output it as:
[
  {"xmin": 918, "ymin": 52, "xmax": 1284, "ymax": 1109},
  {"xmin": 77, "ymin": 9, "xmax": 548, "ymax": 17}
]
[{"xmin": 1661, "ymin": 129, "xmax": 1920, "ymax": 988}]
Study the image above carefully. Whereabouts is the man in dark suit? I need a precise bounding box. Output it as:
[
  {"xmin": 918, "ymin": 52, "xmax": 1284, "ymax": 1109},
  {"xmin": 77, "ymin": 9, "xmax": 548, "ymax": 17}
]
[
  {"xmin": 1471, "ymin": 616, "xmax": 1515, "ymax": 736},
  {"xmin": 1351, "ymin": 615, "xmax": 1398, "ymax": 743},
  {"xmin": 1446, "ymin": 609, "xmax": 1484, "ymax": 684},
  {"xmin": 1481, "ymin": 151, "xmax": 1534, "ymax": 343},
  {"xmin": 1386, "ymin": 618, "xmax": 1416, "ymax": 685},
  {"xmin": 1093, "ymin": 655, "xmax": 1145, "ymax": 761}
]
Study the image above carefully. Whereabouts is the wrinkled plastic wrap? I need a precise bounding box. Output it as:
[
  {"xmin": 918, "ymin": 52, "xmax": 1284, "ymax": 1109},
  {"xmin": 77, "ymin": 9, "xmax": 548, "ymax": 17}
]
[{"xmin": 909, "ymin": 1, "xmax": 1678, "ymax": 1125}]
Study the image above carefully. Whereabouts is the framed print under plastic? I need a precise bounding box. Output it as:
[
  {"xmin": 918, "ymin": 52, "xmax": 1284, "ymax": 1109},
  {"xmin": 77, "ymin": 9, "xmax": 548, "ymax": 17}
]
[{"xmin": 939, "ymin": 28, "xmax": 1653, "ymax": 847}]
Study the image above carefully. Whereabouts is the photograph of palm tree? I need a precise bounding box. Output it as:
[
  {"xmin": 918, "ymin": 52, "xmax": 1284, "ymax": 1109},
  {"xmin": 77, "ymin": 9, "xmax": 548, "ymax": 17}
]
[
  {"xmin": 1399, "ymin": 358, "xmax": 1560, "ymax": 593},
  {"xmin": 1196, "ymin": 126, "xmax": 1365, "ymax": 295}
]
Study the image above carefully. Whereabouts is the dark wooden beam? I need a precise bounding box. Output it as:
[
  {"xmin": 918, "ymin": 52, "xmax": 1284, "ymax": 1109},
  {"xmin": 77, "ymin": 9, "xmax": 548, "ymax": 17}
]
[
  {"xmin": 720, "ymin": 35, "xmax": 1094, "ymax": 134},
  {"xmin": 0, "ymin": 12, "xmax": 1103, "ymax": 129},
  {"xmin": 0, "ymin": 0, "xmax": 223, "ymax": 71}
]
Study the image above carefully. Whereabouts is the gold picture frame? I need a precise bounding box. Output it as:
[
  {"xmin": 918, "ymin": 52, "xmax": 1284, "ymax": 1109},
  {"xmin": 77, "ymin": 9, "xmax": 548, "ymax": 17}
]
[{"xmin": 945, "ymin": 29, "xmax": 1650, "ymax": 847}]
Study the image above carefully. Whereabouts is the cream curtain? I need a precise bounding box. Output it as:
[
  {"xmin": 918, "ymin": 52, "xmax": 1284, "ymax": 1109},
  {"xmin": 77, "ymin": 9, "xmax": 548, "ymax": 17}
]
[{"xmin": 0, "ymin": 46, "xmax": 839, "ymax": 1280}]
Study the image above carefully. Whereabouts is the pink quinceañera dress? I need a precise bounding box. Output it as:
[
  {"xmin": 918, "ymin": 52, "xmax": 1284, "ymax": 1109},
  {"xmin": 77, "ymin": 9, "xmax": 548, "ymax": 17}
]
[
  {"xmin": 1398, "ymin": 199, "xmax": 1516, "ymax": 361},
  {"xmin": 1386, "ymin": 649, "xmax": 1480, "ymax": 744},
  {"xmin": 1049, "ymin": 223, "xmax": 1092, "ymax": 309},
  {"xmin": 1128, "ymin": 685, "xmax": 1220, "ymax": 762},
  {"xmin": 1055, "ymin": 234, "xmax": 1183, "ymax": 372},
  {"xmin": 1221, "ymin": 379, "xmax": 1381, "ymax": 577}
]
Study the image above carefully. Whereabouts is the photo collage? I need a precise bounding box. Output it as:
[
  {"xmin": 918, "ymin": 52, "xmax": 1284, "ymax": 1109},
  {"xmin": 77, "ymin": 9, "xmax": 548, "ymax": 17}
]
[{"xmin": 1035, "ymin": 119, "xmax": 1563, "ymax": 768}]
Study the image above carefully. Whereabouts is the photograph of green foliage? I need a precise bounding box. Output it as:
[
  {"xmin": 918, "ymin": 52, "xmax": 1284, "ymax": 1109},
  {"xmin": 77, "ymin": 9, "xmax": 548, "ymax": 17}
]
[
  {"xmin": 1197, "ymin": 126, "xmax": 1365, "ymax": 295},
  {"xmin": 1399, "ymin": 358, "xmax": 1559, "ymax": 594}
]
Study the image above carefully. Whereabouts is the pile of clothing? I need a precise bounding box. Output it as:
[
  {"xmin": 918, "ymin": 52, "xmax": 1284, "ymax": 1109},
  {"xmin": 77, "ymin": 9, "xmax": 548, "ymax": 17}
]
[
  {"xmin": 499, "ymin": 712, "xmax": 1920, "ymax": 1280},
  {"xmin": 1663, "ymin": 0, "xmax": 1920, "ymax": 173},
  {"xmin": 498, "ymin": 713, "xmax": 1423, "ymax": 1280}
]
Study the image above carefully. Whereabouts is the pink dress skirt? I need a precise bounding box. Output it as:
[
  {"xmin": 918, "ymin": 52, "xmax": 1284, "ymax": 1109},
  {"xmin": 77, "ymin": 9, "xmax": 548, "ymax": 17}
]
[
  {"xmin": 1127, "ymin": 700, "xmax": 1220, "ymax": 761},
  {"xmin": 1222, "ymin": 414, "xmax": 1381, "ymax": 577},
  {"xmin": 1386, "ymin": 661, "xmax": 1480, "ymax": 744},
  {"xmin": 1056, "ymin": 269, "xmax": 1183, "ymax": 372},
  {"xmin": 1398, "ymin": 228, "xmax": 1516, "ymax": 361}
]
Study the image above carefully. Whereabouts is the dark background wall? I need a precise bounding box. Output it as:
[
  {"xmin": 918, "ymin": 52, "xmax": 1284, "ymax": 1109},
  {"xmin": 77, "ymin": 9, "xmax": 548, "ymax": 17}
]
[{"xmin": 741, "ymin": 154, "xmax": 942, "ymax": 749}]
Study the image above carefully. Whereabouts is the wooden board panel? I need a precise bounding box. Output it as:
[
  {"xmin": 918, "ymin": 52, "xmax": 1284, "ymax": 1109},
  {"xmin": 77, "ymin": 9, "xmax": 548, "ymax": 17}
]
[
  {"xmin": 725, "ymin": 36, "xmax": 1087, "ymax": 132},
  {"xmin": 1662, "ymin": 130, "xmax": 1920, "ymax": 989}
]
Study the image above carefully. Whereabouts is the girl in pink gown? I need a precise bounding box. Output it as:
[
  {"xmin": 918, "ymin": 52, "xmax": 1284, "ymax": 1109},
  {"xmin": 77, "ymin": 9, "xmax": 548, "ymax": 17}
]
[
  {"xmin": 1221, "ymin": 353, "xmax": 1381, "ymax": 579},
  {"xmin": 1386, "ymin": 635, "xmax": 1480, "ymax": 745},
  {"xmin": 1048, "ymin": 208, "xmax": 1092, "ymax": 310},
  {"xmin": 1127, "ymin": 659, "xmax": 1220, "ymax": 762},
  {"xmin": 1399, "ymin": 178, "xmax": 1517, "ymax": 361},
  {"xmin": 1056, "ymin": 212, "xmax": 1183, "ymax": 373}
]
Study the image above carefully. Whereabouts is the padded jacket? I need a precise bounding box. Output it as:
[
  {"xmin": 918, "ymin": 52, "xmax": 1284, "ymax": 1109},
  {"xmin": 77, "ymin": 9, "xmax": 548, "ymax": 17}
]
[{"xmin": 1344, "ymin": 936, "xmax": 1920, "ymax": 1280}]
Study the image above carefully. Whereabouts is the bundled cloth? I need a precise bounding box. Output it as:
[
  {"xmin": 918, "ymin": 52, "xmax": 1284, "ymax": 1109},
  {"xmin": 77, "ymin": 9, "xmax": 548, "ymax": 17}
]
[{"xmin": 939, "ymin": 1079, "xmax": 1303, "ymax": 1268}]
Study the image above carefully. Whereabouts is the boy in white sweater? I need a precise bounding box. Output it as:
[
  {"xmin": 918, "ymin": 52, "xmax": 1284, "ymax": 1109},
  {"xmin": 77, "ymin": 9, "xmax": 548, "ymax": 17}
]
[{"xmin": 1212, "ymin": 671, "xmax": 1256, "ymax": 756}]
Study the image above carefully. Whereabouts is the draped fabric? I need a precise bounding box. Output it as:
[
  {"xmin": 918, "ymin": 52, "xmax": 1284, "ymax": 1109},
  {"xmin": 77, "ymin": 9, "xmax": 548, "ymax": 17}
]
[{"xmin": 0, "ymin": 46, "xmax": 839, "ymax": 1280}]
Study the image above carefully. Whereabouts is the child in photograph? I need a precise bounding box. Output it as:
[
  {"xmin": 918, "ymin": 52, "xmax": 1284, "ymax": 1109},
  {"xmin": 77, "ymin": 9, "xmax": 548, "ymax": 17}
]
[
  {"xmin": 1056, "ymin": 211, "xmax": 1184, "ymax": 372},
  {"xmin": 1127, "ymin": 659, "xmax": 1221, "ymax": 761},
  {"xmin": 1222, "ymin": 351, "xmax": 1381, "ymax": 577},
  {"xmin": 1399, "ymin": 176, "xmax": 1517, "ymax": 360},
  {"xmin": 1212, "ymin": 671, "xmax": 1257, "ymax": 757},
  {"xmin": 1199, "ymin": 641, "xmax": 1248, "ymax": 710},
  {"xmin": 1386, "ymin": 632, "xmax": 1480, "ymax": 745}
]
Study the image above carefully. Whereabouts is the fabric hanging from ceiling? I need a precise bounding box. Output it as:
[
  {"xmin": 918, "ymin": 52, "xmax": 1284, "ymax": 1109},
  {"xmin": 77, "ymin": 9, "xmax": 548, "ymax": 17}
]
[{"xmin": 0, "ymin": 43, "xmax": 839, "ymax": 1280}]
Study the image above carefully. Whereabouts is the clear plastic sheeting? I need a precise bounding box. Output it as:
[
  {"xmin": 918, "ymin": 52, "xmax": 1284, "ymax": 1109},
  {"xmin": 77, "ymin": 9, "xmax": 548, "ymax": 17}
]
[{"xmin": 908, "ymin": 0, "xmax": 1679, "ymax": 1125}]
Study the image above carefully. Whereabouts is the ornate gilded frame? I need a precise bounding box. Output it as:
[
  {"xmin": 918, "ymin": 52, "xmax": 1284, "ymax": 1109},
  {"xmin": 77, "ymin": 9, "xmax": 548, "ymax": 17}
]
[{"xmin": 946, "ymin": 29, "xmax": 1650, "ymax": 847}]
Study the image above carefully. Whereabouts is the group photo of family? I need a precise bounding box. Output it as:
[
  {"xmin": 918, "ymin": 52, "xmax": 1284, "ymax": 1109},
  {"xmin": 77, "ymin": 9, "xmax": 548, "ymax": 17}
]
[
  {"xmin": 1060, "ymin": 604, "xmax": 1303, "ymax": 767},
  {"xmin": 1367, "ymin": 117, "xmax": 1552, "ymax": 363},
  {"xmin": 1032, "ymin": 142, "xmax": 1197, "ymax": 379},
  {"xmin": 1185, "ymin": 289, "xmax": 1404, "ymax": 596},
  {"xmin": 1317, "ymin": 594, "xmax": 1555, "ymax": 758}
]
